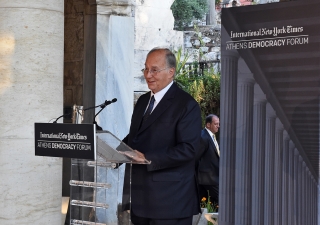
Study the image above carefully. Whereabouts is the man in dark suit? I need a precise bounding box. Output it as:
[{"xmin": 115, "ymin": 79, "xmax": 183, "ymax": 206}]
[
  {"xmin": 197, "ymin": 114, "xmax": 220, "ymax": 205},
  {"xmin": 122, "ymin": 47, "xmax": 202, "ymax": 225}
]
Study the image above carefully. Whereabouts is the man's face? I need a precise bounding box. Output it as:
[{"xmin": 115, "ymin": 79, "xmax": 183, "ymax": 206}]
[
  {"xmin": 144, "ymin": 50, "xmax": 175, "ymax": 93},
  {"xmin": 206, "ymin": 117, "xmax": 220, "ymax": 134}
]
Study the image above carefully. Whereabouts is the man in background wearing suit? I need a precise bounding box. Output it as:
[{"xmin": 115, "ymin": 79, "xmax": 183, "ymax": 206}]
[
  {"xmin": 198, "ymin": 114, "xmax": 220, "ymax": 205},
  {"xmin": 122, "ymin": 47, "xmax": 202, "ymax": 225}
]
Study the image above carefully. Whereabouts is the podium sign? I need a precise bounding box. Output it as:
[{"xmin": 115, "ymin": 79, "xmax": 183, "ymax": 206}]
[{"xmin": 34, "ymin": 123, "xmax": 96, "ymax": 160}]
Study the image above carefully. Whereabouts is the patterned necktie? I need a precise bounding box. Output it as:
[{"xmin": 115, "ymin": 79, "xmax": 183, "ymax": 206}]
[
  {"xmin": 142, "ymin": 95, "xmax": 155, "ymax": 123},
  {"xmin": 213, "ymin": 134, "xmax": 220, "ymax": 156}
]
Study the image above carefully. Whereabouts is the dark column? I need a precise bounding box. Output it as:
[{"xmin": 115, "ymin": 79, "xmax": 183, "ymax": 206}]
[
  {"xmin": 264, "ymin": 103, "xmax": 276, "ymax": 225},
  {"xmin": 274, "ymin": 119, "xmax": 283, "ymax": 225},
  {"xmin": 82, "ymin": 2, "xmax": 97, "ymax": 123},
  {"xmin": 251, "ymin": 86, "xmax": 266, "ymax": 225},
  {"xmin": 235, "ymin": 73, "xmax": 254, "ymax": 225},
  {"xmin": 219, "ymin": 49, "xmax": 239, "ymax": 225},
  {"xmin": 281, "ymin": 131, "xmax": 290, "ymax": 225},
  {"xmin": 287, "ymin": 140, "xmax": 295, "ymax": 225}
]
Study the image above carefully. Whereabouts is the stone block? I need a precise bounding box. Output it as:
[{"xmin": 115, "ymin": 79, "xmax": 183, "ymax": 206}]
[
  {"xmin": 97, "ymin": 5, "xmax": 133, "ymax": 16},
  {"xmin": 202, "ymin": 36, "xmax": 212, "ymax": 43},
  {"xmin": 136, "ymin": 0, "xmax": 175, "ymax": 8},
  {"xmin": 185, "ymin": 48, "xmax": 200, "ymax": 62},
  {"xmin": 96, "ymin": 15, "xmax": 134, "ymax": 139},
  {"xmin": 202, "ymin": 51, "xmax": 217, "ymax": 61},
  {"xmin": 64, "ymin": 61, "xmax": 83, "ymax": 85},
  {"xmin": 135, "ymin": 6, "xmax": 174, "ymax": 29},
  {"xmin": 135, "ymin": 26, "xmax": 183, "ymax": 51},
  {"xmin": 200, "ymin": 46, "xmax": 209, "ymax": 53},
  {"xmin": 0, "ymin": 1, "xmax": 64, "ymax": 11},
  {"xmin": 133, "ymin": 50, "xmax": 149, "ymax": 91},
  {"xmin": 193, "ymin": 39, "xmax": 201, "ymax": 47},
  {"xmin": 64, "ymin": 15, "xmax": 84, "ymax": 61}
]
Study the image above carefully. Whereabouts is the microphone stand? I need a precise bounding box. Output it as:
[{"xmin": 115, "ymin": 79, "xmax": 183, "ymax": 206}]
[
  {"xmin": 52, "ymin": 105, "xmax": 98, "ymax": 124},
  {"xmin": 53, "ymin": 114, "xmax": 65, "ymax": 123},
  {"xmin": 92, "ymin": 99, "xmax": 117, "ymax": 130},
  {"xmin": 93, "ymin": 106, "xmax": 105, "ymax": 131},
  {"xmin": 53, "ymin": 99, "xmax": 117, "ymax": 130}
]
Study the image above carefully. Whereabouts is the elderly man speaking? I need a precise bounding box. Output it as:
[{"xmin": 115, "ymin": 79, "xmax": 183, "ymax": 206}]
[{"xmin": 122, "ymin": 47, "xmax": 202, "ymax": 225}]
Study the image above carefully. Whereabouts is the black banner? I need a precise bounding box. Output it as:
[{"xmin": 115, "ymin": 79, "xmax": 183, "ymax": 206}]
[
  {"xmin": 35, "ymin": 123, "xmax": 96, "ymax": 159},
  {"xmin": 221, "ymin": 0, "xmax": 320, "ymax": 178}
]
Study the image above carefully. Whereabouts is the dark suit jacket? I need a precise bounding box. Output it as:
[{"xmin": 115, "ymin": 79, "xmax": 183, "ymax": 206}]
[
  {"xmin": 122, "ymin": 83, "xmax": 202, "ymax": 219},
  {"xmin": 197, "ymin": 129, "xmax": 219, "ymax": 186}
]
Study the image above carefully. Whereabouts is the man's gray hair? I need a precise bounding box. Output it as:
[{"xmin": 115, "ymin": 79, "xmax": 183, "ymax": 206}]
[{"xmin": 147, "ymin": 47, "xmax": 176, "ymax": 75}]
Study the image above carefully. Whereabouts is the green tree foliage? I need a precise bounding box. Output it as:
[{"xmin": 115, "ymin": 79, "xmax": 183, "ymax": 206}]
[
  {"xmin": 174, "ymin": 48, "xmax": 220, "ymax": 126},
  {"xmin": 171, "ymin": 0, "xmax": 209, "ymax": 30}
]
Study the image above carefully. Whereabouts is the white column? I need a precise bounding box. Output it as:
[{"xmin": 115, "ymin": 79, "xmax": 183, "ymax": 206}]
[
  {"xmin": 235, "ymin": 72, "xmax": 255, "ymax": 225},
  {"xmin": 219, "ymin": 49, "xmax": 239, "ymax": 225},
  {"xmin": 274, "ymin": 119, "xmax": 283, "ymax": 225},
  {"xmin": 0, "ymin": 1, "xmax": 64, "ymax": 224},
  {"xmin": 95, "ymin": 2, "xmax": 134, "ymax": 138},
  {"xmin": 251, "ymin": 85, "xmax": 266, "ymax": 225},
  {"xmin": 264, "ymin": 103, "xmax": 276, "ymax": 225},
  {"xmin": 206, "ymin": 0, "xmax": 216, "ymax": 25},
  {"xmin": 94, "ymin": 1, "xmax": 135, "ymax": 223},
  {"xmin": 282, "ymin": 131, "xmax": 290, "ymax": 225}
]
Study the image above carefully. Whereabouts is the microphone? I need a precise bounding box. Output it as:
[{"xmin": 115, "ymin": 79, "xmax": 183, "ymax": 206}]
[
  {"xmin": 52, "ymin": 98, "xmax": 118, "ymax": 123},
  {"xmin": 100, "ymin": 98, "xmax": 117, "ymax": 107}
]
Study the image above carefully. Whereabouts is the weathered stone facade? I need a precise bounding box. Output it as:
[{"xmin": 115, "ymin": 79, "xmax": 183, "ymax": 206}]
[
  {"xmin": 64, "ymin": 0, "xmax": 86, "ymax": 109},
  {"xmin": 184, "ymin": 25, "xmax": 221, "ymax": 62},
  {"xmin": 133, "ymin": 0, "xmax": 184, "ymax": 93}
]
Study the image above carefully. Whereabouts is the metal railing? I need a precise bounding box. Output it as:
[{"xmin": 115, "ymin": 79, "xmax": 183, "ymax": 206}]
[{"xmin": 183, "ymin": 60, "xmax": 220, "ymax": 76}]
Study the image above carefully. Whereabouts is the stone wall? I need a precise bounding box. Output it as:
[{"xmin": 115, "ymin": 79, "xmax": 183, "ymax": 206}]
[
  {"xmin": 0, "ymin": 1, "xmax": 64, "ymax": 224},
  {"xmin": 184, "ymin": 25, "xmax": 221, "ymax": 63},
  {"xmin": 64, "ymin": 0, "xmax": 85, "ymax": 113},
  {"xmin": 133, "ymin": 0, "xmax": 184, "ymax": 93}
]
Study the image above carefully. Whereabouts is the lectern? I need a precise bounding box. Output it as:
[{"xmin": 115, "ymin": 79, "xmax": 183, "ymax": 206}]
[
  {"xmin": 69, "ymin": 131, "xmax": 150, "ymax": 225},
  {"xmin": 35, "ymin": 123, "xmax": 148, "ymax": 225}
]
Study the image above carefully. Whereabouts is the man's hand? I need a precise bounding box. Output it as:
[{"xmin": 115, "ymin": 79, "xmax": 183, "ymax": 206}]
[{"xmin": 121, "ymin": 150, "xmax": 150, "ymax": 164}]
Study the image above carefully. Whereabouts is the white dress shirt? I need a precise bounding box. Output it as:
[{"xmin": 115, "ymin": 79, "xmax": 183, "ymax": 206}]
[
  {"xmin": 147, "ymin": 81, "xmax": 173, "ymax": 113},
  {"xmin": 205, "ymin": 127, "xmax": 220, "ymax": 156}
]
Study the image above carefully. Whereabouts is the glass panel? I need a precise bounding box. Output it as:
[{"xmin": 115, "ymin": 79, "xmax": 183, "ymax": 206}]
[
  {"xmin": 70, "ymin": 159, "xmax": 95, "ymax": 224},
  {"xmin": 96, "ymin": 131, "xmax": 151, "ymax": 164},
  {"xmin": 70, "ymin": 131, "xmax": 150, "ymax": 225}
]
